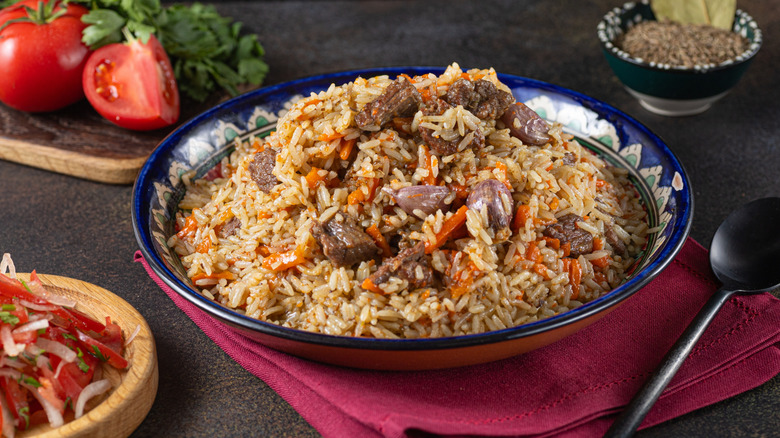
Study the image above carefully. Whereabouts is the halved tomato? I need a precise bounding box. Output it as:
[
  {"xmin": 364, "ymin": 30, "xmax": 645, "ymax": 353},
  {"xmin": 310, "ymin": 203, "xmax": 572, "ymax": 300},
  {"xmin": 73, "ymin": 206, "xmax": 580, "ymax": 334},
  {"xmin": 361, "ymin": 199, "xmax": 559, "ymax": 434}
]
[{"xmin": 82, "ymin": 34, "xmax": 180, "ymax": 131}]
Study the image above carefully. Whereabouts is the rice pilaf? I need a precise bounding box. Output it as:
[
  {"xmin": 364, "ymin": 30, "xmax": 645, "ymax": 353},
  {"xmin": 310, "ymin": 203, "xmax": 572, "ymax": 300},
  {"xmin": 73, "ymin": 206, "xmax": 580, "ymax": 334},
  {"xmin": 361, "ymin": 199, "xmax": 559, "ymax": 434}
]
[{"xmin": 169, "ymin": 64, "xmax": 649, "ymax": 339}]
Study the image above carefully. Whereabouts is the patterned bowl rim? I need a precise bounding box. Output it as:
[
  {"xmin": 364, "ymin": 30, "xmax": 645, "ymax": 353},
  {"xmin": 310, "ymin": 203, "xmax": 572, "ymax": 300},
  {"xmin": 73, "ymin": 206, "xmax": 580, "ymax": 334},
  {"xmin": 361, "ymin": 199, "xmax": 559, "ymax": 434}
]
[
  {"xmin": 596, "ymin": 1, "xmax": 763, "ymax": 73},
  {"xmin": 132, "ymin": 67, "xmax": 693, "ymax": 351}
]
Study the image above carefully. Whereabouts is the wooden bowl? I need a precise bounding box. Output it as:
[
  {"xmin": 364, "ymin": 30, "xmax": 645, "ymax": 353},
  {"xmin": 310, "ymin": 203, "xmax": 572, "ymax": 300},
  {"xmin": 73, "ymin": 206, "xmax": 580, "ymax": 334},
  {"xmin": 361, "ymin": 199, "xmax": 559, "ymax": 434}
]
[{"xmin": 14, "ymin": 274, "xmax": 158, "ymax": 438}]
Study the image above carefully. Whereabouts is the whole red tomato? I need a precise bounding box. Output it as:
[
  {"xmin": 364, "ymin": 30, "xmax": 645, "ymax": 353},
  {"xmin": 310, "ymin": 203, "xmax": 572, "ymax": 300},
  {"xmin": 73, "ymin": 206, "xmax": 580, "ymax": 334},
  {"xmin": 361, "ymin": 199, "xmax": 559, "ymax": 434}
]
[
  {"xmin": 0, "ymin": 0, "xmax": 91, "ymax": 112},
  {"xmin": 83, "ymin": 34, "xmax": 180, "ymax": 131}
]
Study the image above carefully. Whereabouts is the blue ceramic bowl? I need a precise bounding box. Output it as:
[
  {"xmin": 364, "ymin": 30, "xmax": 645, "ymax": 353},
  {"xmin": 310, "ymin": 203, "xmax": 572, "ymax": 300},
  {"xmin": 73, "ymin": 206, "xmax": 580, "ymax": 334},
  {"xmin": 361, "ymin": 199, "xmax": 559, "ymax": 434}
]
[
  {"xmin": 598, "ymin": 1, "xmax": 762, "ymax": 116},
  {"xmin": 132, "ymin": 67, "xmax": 693, "ymax": 370}
]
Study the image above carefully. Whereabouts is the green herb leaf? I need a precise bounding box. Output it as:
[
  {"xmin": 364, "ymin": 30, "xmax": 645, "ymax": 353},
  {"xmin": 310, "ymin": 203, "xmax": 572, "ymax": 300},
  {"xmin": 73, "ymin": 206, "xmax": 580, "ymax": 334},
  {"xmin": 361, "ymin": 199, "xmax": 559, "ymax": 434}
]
[
  {"xmin": 23, "ymin": 376, "xmax": 42, "ymax": 388},
  {"xmin": 19, "ymin": 406, "xmax": 29, "ymax": 429},
  {"xmin": 73, "ymin": 0, "xmax": 268, "ymax": 101},
  {"xmin": 1, "ymin": 304, "xmax": 15, "ymax": 311},
  {"xmin": 125, "ymin": 19, "xmax": 155, "ymax": 43},
  {"xmin": 81, "ymin": 9, "xmax": 126, "ymax": 48},
  {"xmin": 91, "ymin": 345, "xmax": 109, "ymax": 362},
  {"xmin": 0, "ymin": 311, "xmax": 19, "ymax": 325},
  {"xmin": 77, "ymin": 357, "xmax": 90, "ymax": 373}
]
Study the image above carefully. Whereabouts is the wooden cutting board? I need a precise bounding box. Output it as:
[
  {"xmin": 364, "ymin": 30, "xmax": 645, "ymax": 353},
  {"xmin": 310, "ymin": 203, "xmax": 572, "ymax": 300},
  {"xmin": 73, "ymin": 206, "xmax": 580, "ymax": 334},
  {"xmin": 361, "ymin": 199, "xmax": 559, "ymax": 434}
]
[{"xmin": 0, "ymin": 95, "xmax": 224, "ymax": 185}]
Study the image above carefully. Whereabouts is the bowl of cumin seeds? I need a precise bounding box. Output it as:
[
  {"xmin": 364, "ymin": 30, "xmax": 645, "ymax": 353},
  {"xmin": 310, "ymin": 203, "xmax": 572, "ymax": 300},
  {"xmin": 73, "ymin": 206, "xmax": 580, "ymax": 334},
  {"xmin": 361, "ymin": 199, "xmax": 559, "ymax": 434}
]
[{"xmin": 597, "ymin": 1, "xmax": 761, "ymax": 116}]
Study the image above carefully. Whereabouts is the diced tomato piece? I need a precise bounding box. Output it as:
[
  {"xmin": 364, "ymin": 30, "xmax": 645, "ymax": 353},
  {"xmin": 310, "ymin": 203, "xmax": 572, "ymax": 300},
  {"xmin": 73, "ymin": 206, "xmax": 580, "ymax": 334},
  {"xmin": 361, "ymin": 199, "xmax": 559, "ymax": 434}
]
[
  {"xmin": 2, "ymin": 377, "xmax": 30, "ymax": 429},
  {"xmin": 75, "ymin": 329, "xmax": 127, "ymax": 369}
]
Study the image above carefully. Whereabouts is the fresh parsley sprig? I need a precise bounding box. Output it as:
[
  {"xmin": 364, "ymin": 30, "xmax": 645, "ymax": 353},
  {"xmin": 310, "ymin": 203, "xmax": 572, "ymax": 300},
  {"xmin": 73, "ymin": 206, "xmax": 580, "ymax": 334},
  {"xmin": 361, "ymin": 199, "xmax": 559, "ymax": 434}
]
[{"xmin": 72, "ymin": 0, "xmax": 269, "ymax": 102}]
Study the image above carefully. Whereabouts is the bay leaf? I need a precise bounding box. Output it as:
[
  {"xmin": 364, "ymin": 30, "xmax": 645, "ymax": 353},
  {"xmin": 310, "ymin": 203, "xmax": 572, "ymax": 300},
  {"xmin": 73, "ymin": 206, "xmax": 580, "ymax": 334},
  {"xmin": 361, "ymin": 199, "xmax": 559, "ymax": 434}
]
[{"xmin": 651, "ymin": 0, "xmax": 736, "ymax": 29}]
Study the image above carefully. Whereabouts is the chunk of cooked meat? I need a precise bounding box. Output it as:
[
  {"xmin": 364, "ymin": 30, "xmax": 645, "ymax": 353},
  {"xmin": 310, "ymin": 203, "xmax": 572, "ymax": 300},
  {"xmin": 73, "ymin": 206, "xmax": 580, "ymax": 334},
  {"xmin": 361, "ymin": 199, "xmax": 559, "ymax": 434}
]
[
  {"xmin": 420, "ymin": 124, "xmax": 485, "ymax": 156},
  {"xmin": 543, "ymin": 213, "xmax": 594, "ymax": 257},
  {"xmin": 561, "ymin": 152, "xmax": 577, "ymax": 166},
  {"xmin": 216, "ymin": 217, "xmax": 241, "ymax": 238},
  {"xmin": 604, "ymin": 223, "xmax": 628, "ymax": 257},
  {"xmin": 311, "ymin": 215, "xmax": 380, "ymax": 268},
  {"xmin": 444, "ymin": 78, "xmax": 514, "ymax": 120},
  {"xmin": 419, "ymin": 97, "xmax": 485, "ymax": 155},
  {"xmin": 248, "ymin": 148, "xmax": 279, "ymax": 193},
  {"xmin": 355, "ymin": 77, "xmax": 422, "ymax": 131},
  {"xmin": 367, "ymin": 242, "xmax": 433, "ymax": 290}
]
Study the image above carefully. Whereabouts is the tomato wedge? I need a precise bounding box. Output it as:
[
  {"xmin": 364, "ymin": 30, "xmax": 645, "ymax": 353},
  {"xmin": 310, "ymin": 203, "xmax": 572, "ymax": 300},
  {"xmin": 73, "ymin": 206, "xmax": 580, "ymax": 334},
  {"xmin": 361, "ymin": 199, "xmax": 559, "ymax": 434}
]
[
  {"xmin": 83, "ymin": 34, "xmax": 180, "ymax": 131},
  {"xmin": 75, "ymin": 329, "xmax": 128, "ymax": 369},
  {"xmin": 2, "ymin": 377, "xmax": 30, "ymax": 429}
]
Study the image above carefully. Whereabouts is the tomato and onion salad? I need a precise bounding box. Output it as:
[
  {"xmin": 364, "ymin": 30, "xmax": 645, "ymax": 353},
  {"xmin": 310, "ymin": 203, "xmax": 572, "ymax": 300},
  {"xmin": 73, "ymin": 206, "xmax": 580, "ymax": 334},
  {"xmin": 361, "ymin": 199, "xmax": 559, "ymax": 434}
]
[{"xmin": 0, "ymin": 257, "xmax": 129, "ymax": 433}]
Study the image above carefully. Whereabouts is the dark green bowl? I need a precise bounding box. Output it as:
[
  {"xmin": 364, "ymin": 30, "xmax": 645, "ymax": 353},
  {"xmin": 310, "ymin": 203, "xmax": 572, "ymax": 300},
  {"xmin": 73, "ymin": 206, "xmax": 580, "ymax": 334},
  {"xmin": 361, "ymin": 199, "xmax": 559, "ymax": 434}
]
[{"xmin": 597, "ymin": 1, "xmax": 762, "ymax": 116}]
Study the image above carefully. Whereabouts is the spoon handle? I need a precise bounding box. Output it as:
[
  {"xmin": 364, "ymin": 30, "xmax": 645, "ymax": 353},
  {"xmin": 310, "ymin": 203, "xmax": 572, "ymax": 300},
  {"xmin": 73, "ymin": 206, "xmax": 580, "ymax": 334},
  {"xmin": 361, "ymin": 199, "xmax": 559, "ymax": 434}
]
[{"xmin": 604, "ymin": 287, "xmax": 735, "ymax": 437}]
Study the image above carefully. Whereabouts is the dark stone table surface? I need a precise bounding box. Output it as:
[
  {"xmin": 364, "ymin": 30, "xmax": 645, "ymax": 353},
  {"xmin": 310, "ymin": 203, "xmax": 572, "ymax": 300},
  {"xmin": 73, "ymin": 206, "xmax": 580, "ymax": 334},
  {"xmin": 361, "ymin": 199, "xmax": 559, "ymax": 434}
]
[{"xmin": 0, "ymin": 0, "xmax": 777, "ymax": 436}]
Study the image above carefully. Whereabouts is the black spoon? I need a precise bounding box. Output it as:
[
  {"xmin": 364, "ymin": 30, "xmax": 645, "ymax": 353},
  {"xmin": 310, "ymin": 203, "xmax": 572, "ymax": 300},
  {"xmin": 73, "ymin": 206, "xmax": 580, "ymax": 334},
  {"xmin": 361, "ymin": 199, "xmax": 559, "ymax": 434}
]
[{"xmin": 605, "ymin": 197, "xmax": 780, "ymax": 437}]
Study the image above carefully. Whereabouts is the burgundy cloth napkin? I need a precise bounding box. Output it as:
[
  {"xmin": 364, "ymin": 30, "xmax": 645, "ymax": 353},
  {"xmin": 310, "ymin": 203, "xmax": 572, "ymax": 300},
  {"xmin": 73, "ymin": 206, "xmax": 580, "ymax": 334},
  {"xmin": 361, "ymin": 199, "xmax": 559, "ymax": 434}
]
[{"xmin": 134, "ymin": 238, "xmax": 780, "ymax": 437}]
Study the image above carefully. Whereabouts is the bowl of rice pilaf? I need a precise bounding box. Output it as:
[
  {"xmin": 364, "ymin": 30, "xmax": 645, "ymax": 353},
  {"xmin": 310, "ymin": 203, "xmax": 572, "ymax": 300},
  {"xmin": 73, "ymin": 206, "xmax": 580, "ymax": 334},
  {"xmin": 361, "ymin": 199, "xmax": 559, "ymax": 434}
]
[
  {"xmin": 597, "ymin": 1, "xmax": 762, "ymax": 116},
  {"xmin": 133, "ymin": 64, "xmax": 692, "ymax": 370}
]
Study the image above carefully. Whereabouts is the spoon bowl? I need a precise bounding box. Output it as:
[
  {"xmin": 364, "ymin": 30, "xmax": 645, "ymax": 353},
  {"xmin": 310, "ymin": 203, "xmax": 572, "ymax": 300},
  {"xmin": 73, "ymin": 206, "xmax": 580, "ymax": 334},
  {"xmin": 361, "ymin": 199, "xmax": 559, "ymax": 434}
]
[
  {"xmin": 710, "ymin": 197, "xmax": 780, "ymax": 291},
  {"xmin": 606, "ymin": 197, "xmax": 780, "ymax": 437}
]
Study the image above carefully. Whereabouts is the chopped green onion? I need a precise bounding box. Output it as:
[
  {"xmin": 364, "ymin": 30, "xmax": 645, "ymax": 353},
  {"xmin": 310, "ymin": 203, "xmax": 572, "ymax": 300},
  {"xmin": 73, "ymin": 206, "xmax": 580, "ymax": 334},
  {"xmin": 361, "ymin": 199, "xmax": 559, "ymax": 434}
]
[
  {"xmin": 23, "ymin": 376, "xmax": 41, "ymax": 388},
  {"xmin": 0, "ymin": 311, "xmax": 19, "ymax": 325},
  {"xmin": 91, "ymin": 345, "xmax": 109, "ymax": 362}
]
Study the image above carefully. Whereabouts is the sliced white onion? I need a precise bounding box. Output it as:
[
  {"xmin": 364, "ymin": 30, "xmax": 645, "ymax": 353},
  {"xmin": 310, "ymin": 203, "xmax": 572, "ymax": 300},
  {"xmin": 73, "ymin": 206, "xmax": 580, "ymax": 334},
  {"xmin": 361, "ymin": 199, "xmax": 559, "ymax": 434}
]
[
  {"xmin": 1, "ymin": 325, "xmax": 23, "ymax": 357},
  {"xmin": 12, "ymin": 318, "xmax": 49, "ymax": 334},
  {"xmin": 0, "ymin": 391, "xmax": 15, "ymax": 438},
  {"xmin": 21, "ymin": 383, "xmax": 64, "ymax": 428},
  {"xmin": 24, "ymin": 276, "xmax": 49, "ymax": 297},
  {"xmin": 40, "ymin": 295, "xmax": 77, "ymax": 308},
  {"xmin": 0, "ymin": 253, "xmax": 16, "ymax": 279},
  {"xmin": 22, "ymin": 278, "xmax": 76, "ymax": 308},
  {"xmin": 18, "ymin": 299, "xmax": 58, "ymax": 312},
  {"xmin": 26, "ymin": 313, "xmax": 53, "ymax": 323},
  {"xmin": 75, "ymin": 379, "xmax": 112, "ymax": 419},
  {"xmin": 36, "ymin": 353, "xmax": 52, "ymax": 373},
  {"xmin": 0, "ymin": 354, "xmax": 23, "ymax": 371},
  {"xmin": 35, "ymin": 337, "xmax": 77, "ymax": 363},
  {"xmin": 125, "ymin": 324, "xmax": 141, "ymax": 346},
  {"xmin": 52, "ymin": 363, "xmax": 65, "ymax": 383},
  {"xmin": 25, "ymin": 343, "xmax": 45, "ymax": 358},
  {"xmin": 0, "ymin": 368, "xmax": 22, "ymax": 380}
]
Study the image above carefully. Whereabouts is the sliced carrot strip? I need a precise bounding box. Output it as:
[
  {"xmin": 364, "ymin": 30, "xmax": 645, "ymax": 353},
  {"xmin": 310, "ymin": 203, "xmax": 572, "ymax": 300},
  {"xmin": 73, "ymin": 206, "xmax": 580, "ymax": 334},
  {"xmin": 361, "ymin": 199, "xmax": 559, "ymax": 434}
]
[
  {"xmin": 526, "ymin": 243, "xmax": 542, "ymax": 263},
  {"xmin": 569, "ymin": 258, "xmax": 582, "ymax": 300},
  {"xmin": 512, "ymin": 204, "xmax": 532, "ymax": 232},
  {"xmin": 192, "ymin": 271, "xmax": 235, "ymax": 282},
  {"xmin": 262, "ymin": 247, "xmax": 306, "ymax": 271},
  {"xmin": 425, "ymin": 205, "xmax": 469, "ymax": 254},
  {"xmin": 339, "ymin": 138, "xmax": 356, "ymax": 160},
  {"xmin": 361, "ymin": 277, "xmax": 385, "ymax": 294},
  {"xmin": 366, "ymin": 224, "xmax": 392, "ymax": 257},
  {"xmin": 542, "ymin": 236, "xmax": 561, "ymax": 250},
  {"xmin": 318, "ymin": 131, "xmax": 345, "ymax": 142},
  {"xmin": 176, "ymin": 215, "xmax": 198, "ymax": 239},
  {"xmin": 196, "ymin": 238, "xmax": 211, "ymax": 254},
  {"xmin": 590, "ymin": 255, "xmax": 610, "ymax": 269}
]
